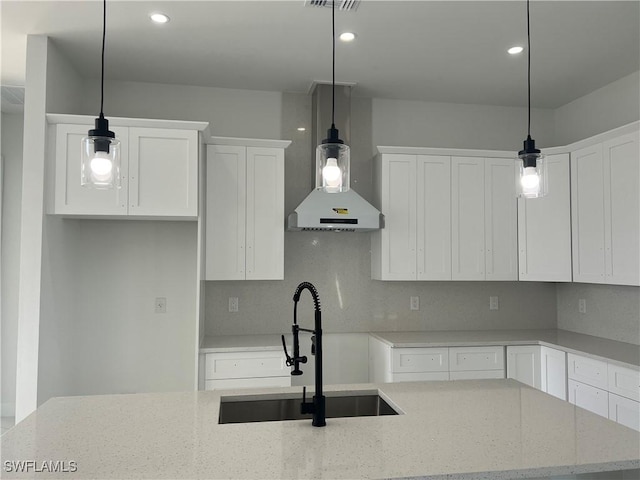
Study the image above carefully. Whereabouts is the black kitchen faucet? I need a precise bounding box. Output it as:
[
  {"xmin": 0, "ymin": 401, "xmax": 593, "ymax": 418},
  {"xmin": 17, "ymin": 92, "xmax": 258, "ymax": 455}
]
[{"xmin": 281, "ymin": 282, "xmax": 326, "ymax": 427}]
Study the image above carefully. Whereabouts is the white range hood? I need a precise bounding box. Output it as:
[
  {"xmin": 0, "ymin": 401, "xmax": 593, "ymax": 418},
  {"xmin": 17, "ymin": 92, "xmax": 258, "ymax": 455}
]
[{"xmin": 287, "ymin": 84, "xmax": 384, "ymax": 232}]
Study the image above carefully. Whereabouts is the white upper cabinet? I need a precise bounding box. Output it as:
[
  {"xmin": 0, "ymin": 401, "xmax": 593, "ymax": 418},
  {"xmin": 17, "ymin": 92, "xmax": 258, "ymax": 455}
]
[
  {"xmin": 205, "ymin": 140, "xmax": 288, "ymax": 281},
  {"xmin": 372, "ymin": 153, "xmax": 450, "ymax": 281},
  {"xmin": 48, "ymin": 115, "xmax": 204, "ymax": 219},
  {"xmin": 518, "ymin": 153, "xmax": 572, "ymax": 282},
  {"xmin": 572, "ymin": 131, "xmax": 640, "ymax": 286},
  {"xmin": 452, "ymin": 157, "xmax": 517, "ymax": 281}
]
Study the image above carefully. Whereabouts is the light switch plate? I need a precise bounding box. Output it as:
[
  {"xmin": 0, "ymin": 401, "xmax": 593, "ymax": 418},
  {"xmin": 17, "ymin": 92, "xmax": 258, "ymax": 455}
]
[
  {"xmin": 229, "ymin": 297, "xmax": 239, "ymax": 313},
  {"xmin": 410, "ymin": 296, "xmax": 419, "ymax": 311},
  {"xmin": 155, "ymin": 297, "xmax": 167, "ymax": 314},
  {"xmin": 489, "ymin": 296, "xmax": 499, "ymax": 310}
]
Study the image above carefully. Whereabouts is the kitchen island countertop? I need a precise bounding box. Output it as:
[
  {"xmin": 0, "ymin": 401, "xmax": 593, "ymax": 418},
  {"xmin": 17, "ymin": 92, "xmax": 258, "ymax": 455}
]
[{"xmin": 2, "ymin": 379, "xmax": 639, "ymax": 479}]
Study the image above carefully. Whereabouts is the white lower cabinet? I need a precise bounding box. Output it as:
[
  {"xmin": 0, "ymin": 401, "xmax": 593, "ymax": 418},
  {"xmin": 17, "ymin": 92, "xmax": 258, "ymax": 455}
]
[
  {"xmin": 507, "ymin": 346, "xmax": 541, "ymax": 389},
  {"xmin": 541, "ymin": 346, "xmax": 567, "ymax": 400},
  {"xmin": 203, "ymin": 351, "xmax": 291, "ymax": 390},
  {"xmin": 567, "ymin": 353, "xmax": 608, "ymax": 390},
  {"xmin": 608, "ymin": 392, "xmax": 640, "ymax": 432},
  {"xmin": 449, "ymin": 346, "xmax": 505, "ymax": 379},
  {"xmin": 607, "ymin": 363, "xmax": 640, "ymax": 402},
  {"xmin": 568, "ymin": 379, "xmax": 609, "ymax": 418}
]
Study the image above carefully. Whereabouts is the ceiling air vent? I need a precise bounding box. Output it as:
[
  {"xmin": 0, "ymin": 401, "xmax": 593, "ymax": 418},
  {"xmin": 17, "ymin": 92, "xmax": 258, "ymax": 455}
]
[{"xmin": 305, "ymin": 0, "xmax": 360, "ymax": 12}]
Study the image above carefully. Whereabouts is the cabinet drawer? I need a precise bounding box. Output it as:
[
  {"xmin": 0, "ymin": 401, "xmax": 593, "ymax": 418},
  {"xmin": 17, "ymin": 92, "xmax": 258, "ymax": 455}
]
[
  {"xmin": 205, "ymin": 351, "xmax": 288, "ymax": 380},
  {"xmin": 607, "ymin": 363, "xmax": 640, "ymax": 402},
  {"xmin": 608, "ymin": 393, "xmax": 640, "ymax": 432},
  {"xmin": 450, "ymin": 370, "xmax": 505, "ymax": 380},
  {"xmin": 391, "ymin": 372, "xmax": 449, "ymax": 383},
  {"xmin": 568, "ymin": 379, "xmax": 609, "ymax": 418},
  {"xmin": 205, "ymin": 376, "xmax": 291, "ymax": 391},
  {"xmin": 449, "ymin": 346, "xmax": 504, "ymax": 371},
  {"xmin": 391, "ymin": 348, "xmax": 449, "ymax": 373},
  {"xmin": 567, "ymin": 353, "xmax": 607, "ymax": 389}
]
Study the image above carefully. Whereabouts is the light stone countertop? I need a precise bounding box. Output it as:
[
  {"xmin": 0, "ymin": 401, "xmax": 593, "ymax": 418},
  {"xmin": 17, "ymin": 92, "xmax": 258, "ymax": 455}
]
[
  {"xmin": 200, "ymin": 329, "xmax": 640, "ymax": 369},
  {"xmin": 1, "ymin": 380, "xmax": 639, "ymax": 479},
  {"xmin": 369, "ymin": 329, "xmax": 640, "ymax": 369}
]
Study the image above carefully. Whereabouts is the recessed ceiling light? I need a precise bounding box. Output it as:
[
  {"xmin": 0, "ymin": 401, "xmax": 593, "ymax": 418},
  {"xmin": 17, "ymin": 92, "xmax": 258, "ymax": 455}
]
[
  {"xmin": 297, "ymin": 127, "xmax": 306, "ymax": 132},
  {"xmin": 150, "ymin": 13, "xmax": 170, "ymax": 24},
  {"xmin": 508, "ymin": 46, "xmax": 524, "ymax": 55},
  {"xmin": 339, "ymin": 32, "xmax": 356, "ymax": 42}
]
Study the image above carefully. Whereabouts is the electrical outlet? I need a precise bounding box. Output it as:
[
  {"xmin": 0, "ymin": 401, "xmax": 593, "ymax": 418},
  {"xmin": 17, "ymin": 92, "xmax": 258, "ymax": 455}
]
[
  {"xmin": 155, "ymin": 297, "xmax": 167, "ymax": 314},
  {"xmin": 410, "ymin": 296, "xmax": 419, "ymax": 311},
  {"xmin": 578, "ymin": 299, "xmax": 586, "ymax": 314},
  {"xmin": 489, "ymin": 296, "xmax": 499, "ymax": 311},
  {"xmin": 229, "ymin": 297, "xmax": 239, "ymax": 313}
]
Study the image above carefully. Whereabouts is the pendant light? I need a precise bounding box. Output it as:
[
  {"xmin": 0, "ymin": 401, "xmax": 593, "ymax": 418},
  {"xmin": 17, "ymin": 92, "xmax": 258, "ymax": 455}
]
[
  {"xmin": 315, "ymin": 0, "xmax": 350, "ymax": 194},
  {"xmin": 516, "ymin": 0, "xmax": 547, "ymax": 199},
  {"xmin": 81, "ymin": 0, "xmax": 120, "ymax": 189}
]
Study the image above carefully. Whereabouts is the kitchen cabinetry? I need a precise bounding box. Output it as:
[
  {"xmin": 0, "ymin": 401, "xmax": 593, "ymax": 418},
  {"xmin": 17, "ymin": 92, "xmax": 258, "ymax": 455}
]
[
  {"xmin": 203, "ymin": 351, "xmax": 291, "ymax": 390},
  {"xmin": 608, "ymin": 393, "xmax": 640, "ymax": 432},
  {"xmin": 451, "ymin": 157, "xmax": 517, "ymax": 280},
  {"xmin": 517, "ymin": 153, "xmax": 572, "ymax": 282},
  {"xmin": 507, "ymin": 345, "xmax": 566, "ymax": 400},
  {"xmin": 371, "ymin": 153, "xmax": 451, "ymax": 280},
  {"xmin": 48, "ymin": 115, "xmax": 203, "ymax": 219},
  {"xmin": 369, "ymin": 337, "xmax": 504, "ymax": 382},
  {"xmin": 568, "ymin": 379, "xmax": 609, "ymax": 418},
  {"xmin": 205, "ymin": 138, "xmax": 290, "ymax": 280},
  {"xmin": 571, "ymin": 131, "xmax": 640, "ymax": 286}
]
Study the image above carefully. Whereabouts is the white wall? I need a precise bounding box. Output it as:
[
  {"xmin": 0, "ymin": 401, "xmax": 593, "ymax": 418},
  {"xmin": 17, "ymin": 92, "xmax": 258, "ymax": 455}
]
[
  {"xmin": 81, "ymin": 80, "xmax": 282, "ymax": 139},
  {"xmin": 1, "ymin": 112, "xmax": 24, "ymax": 417},
  {"xmin": 372, "ymin": 98, "xmax": 556, "ymax": 150},
  {"xmin": 554, "ymin": 71, "xmax": 640, "ymax": 145}
]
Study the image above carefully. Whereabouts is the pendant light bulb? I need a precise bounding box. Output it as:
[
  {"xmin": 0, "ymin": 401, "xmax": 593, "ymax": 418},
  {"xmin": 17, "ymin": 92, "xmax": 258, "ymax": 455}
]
[
  {"xmin": 81, "ymin": 0, "xmax": 120, "ymax": 190},
  {"xmin": 315, "ymin": 0, "xmax": 350, "ymax": 194},
  {"xmin": 516, "ymin": 0, "xmax": 547, "ymax": 199}
]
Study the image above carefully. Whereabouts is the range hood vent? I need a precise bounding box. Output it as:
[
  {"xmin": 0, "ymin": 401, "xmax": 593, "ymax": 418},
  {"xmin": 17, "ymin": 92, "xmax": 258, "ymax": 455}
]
[
  {"xmin": 305, "ymin": 0, "xmax": 360, "ymax": 11},
  {"xmin": 287, "ymin": 84, "xmax": 383, "ymax": 232}
]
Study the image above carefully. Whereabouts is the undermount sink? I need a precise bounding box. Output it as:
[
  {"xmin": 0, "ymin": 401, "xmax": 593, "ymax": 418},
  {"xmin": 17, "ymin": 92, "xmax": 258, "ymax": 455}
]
[{"xmin": 218, "ymin": 391, "xmax": 400, "ymax": 424}]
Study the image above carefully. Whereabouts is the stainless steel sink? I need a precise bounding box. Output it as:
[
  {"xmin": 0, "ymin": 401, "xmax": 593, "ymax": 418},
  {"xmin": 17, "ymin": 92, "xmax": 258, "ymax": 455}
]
[{"xmin": 218, "ymin": 391, "xmax": 399, "ymax": 424}]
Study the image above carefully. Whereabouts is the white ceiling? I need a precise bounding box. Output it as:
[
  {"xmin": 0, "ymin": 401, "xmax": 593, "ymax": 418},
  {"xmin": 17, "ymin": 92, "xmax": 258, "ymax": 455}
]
[{"xmin": 2, "ymin": 1, "xmax": 639, "ymax": 108}]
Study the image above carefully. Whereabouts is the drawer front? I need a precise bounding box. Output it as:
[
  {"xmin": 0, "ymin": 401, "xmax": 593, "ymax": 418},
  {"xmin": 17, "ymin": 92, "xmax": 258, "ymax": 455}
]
[
  {"xmin": 608, "ymin": 393, "xmax": 640, "ymax": 432},
  {"xmin": 450, "ymin": 370, "xmax": 505, "ymax": 381},
  {"xmin": 567, "ymin": 353, "xmax": 607, "ymax": 389},
  {"xmin": 391, "ymin": 348, "xmax": 449, "ymax": 373},
  {"xmin": 391, "ymin": 372, "xmax": 449, "ymax": 383},
  {"xmin": 568, "ymin": 379, "xmax": 609, "ymax": 418},
  {"xmin": 607, "ymin": 363, "xmax": 640, "ymax": 402},
  {"xmin": 205, "ymin": 376, "xmax": 291, "ymax": 391},
  {"xmin": 449, "ymin": 346, "xmax": 504, "ymax": 371},
  {"xmin": 205, "ymin": 351, "xmax": 288, "ymax": 380}
]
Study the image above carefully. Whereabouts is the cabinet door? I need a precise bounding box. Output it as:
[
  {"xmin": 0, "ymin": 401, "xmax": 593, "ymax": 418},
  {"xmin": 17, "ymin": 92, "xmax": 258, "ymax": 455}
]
[
  {"xmin": 608, "ymin": 393, "xmax": 640, "ymax": 432},
  {"xmin": 245, "ymin": 147, "xmax": 284, "ymax": 280},
  {"xmin": 571, "ymin": 144, "xmax": 606, "ymax": 283},
  {"xmin": 603, "ymin": 133, "xmax": 640, "ymax": 286},
  {"xmin": 128, "ymin": 128, "xmax": 198, "ymax": 217},
  {"xmin": 53, "ymin": 123, "xmax": 129, "ymax": 215},
  {"xmin": 568, "ymin": 379, "xmax": 609, "ymax": 418},
  {"xmin": 449, "ymin": 346, "xmax": 504, "ymax": 371},
  {"xmin": 506, "ymin": 346, "xmax": 541, "ymax": 389},
  {"xmin": 607, "ymin": 363, "xmax": 640, "ymax": 402},
  {"xmin": 378, "ymin": 154, "xmax": 417, "ymax": 280},
  {"xmin": 451, "ymin": 157, "xmax": 485, "ymax": 280},
  {"xmin": 205, "ymin": 145, "xmax": 246, "ymax": 280},
  {"xmin": 567, "ymin": 353, "xmax": 608, "ymax": 390},
  {"xmin": 518, "ymin": 153, "xmax": 572, "ymax": 282},
  {"xmin": 416, "ymin": 155, "xmax": 451, "ymax": 280},
  {"xmin": 484, "ymin": 158, "xmax": 517, "ymax": 280},
  {"xmin": 541, "ymin": 346, "xmax": 567, "ymax": 400}
]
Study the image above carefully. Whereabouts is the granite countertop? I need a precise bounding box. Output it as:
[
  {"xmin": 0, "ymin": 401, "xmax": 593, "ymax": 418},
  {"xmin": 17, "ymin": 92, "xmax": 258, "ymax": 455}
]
[
  {"xmin": 369, "ymin": 329, "xmax": 640, "ymax": 369},
  {"xmin": 1, "ymin": 380, "xmax": 638, "ymax": 479}
]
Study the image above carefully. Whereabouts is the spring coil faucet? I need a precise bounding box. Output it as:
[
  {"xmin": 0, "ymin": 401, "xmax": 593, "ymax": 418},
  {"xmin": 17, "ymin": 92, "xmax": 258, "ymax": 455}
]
[{"xmin": 281, "ymin": 282, "xmax": 326, "ymax": 427}]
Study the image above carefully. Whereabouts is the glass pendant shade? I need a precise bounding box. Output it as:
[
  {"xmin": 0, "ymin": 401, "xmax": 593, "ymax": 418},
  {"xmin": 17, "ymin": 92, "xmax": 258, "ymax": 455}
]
[
  {"xmin": 81, "ymin": 117, "xmax": 121, "ymax": 189},
  {"xmin": 315, "ymin": 127, "xmax": 350, "ymax": 193},
  {"xmin": 517, "ymin": 143, "xmax": 547, "ymax": 198}
]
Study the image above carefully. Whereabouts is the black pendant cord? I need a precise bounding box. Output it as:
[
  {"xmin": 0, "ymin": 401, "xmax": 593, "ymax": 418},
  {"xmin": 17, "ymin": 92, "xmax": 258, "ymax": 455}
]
[
  {"xmin": 526, "ymin": 0, "xmax": 531, "ymax": 139},
  {"xmin": 100, "ymin": 0, "xmax": 107, "ymax": 119},
  {"xmin": 331, "ymin": 0, "xmax": 336, "ymax": 129}
]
